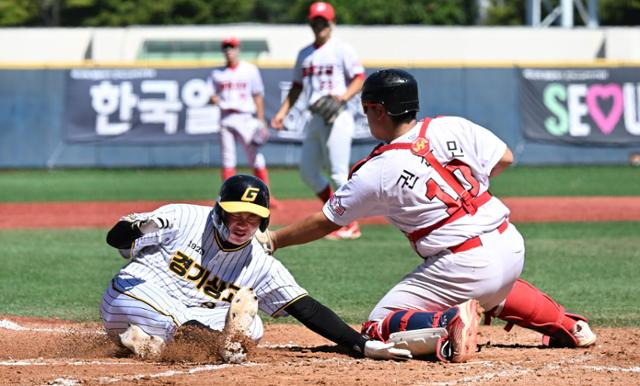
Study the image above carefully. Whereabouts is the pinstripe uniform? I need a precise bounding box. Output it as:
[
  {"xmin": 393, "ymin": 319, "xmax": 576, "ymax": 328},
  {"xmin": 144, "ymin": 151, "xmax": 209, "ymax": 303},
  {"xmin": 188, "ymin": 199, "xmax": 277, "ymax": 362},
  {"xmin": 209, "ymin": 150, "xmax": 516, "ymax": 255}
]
[{"xmin": 101, "ymin": 203, "xmax": 307, "ymax": 342}]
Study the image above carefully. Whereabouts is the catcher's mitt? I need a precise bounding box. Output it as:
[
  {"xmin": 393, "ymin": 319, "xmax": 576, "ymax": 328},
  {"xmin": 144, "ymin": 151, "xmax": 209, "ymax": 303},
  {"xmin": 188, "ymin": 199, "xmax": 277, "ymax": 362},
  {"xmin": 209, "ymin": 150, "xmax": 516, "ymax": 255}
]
[{"xmin": 309, "ymin": 95, "xmax": 345, "ymax": 125}]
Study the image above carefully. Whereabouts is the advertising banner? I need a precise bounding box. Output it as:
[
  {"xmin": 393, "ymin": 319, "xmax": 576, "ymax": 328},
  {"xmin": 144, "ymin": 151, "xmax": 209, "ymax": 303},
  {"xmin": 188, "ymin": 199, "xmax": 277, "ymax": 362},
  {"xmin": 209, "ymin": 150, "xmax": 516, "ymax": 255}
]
[
  {"xmin": 520, "ymin": 67, "xmax": 640, "ymax": 145},
  {"xmin": 64, "ymin": 67, "xmax": 373, "ymax": 144}
]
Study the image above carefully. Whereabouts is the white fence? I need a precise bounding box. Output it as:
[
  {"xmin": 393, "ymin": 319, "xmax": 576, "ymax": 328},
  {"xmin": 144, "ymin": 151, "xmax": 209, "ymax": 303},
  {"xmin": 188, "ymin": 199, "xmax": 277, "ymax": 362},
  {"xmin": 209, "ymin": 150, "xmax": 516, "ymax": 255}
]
[{"xmin": 1, "ymin": 24, "xmax": 639, "ymax": 66}]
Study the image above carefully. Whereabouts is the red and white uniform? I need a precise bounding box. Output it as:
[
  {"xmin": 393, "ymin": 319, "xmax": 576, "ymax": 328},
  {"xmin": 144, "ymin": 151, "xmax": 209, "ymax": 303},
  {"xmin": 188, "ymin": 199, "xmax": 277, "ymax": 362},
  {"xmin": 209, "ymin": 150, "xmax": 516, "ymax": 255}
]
[
  {"xmin": 323, "ymin": 116, "xmax": 525, "ymax": 321},
  {"xmin": 292, "ymin": 38, "xmax": 364, "ymax": 192},
  {"xmin": 208, "ymin": 61, "xmax": 266, "ymax": 169}
]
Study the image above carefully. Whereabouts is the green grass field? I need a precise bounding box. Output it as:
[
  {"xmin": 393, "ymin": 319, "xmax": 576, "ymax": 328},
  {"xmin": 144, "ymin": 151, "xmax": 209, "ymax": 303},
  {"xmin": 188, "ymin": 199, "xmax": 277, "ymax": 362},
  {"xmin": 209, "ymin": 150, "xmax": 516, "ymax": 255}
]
[
  {"xmin": 0, "ymin": 167, "xmax": 639, "ymax": 327},
  {"xmin": 1, "ymin": 165, "xmax": 639, "ymax": 201}
]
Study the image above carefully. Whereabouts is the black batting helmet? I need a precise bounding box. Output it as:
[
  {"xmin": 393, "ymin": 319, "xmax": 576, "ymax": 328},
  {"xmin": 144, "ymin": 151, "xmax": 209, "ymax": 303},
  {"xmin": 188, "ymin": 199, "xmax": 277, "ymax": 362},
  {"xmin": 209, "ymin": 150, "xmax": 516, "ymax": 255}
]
[
  {"xmin": 361, "ymin": 69, "xmax": 419, "ymax": 116},
  {"xmin": 213, "ymin": 175, "xmax": 270, "ymax": 233}
]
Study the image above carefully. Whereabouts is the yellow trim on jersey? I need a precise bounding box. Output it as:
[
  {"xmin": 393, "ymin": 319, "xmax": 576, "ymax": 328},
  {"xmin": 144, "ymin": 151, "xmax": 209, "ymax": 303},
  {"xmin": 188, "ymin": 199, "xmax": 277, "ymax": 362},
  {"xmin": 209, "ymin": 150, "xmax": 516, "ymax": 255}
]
[
  {"xmin": 271, "ymin": 293, "xmax": 309, "ymax": 318},
  {"xmin": 111, "ymin": 279, "xmax": 180, "ymax": 327},
  {"xmin": 213, "ymin": 229, "xmax": 252, "ymax": 252},
  {"xmin": 220, "ymin": 201, "xmax": 270, "ymax": 218}
]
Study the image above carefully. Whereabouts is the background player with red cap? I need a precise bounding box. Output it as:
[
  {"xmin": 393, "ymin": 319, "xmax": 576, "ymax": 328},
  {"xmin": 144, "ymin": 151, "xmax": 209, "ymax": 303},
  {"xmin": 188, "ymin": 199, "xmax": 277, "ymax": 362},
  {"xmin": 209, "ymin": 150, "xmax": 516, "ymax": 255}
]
[
  {"xmin": 209, "ymin": 37, "xmax": 280, "ymax": 208},
  {"xmin": 271, "ymin": 1, "xmax": 364, "ymax": 239}
]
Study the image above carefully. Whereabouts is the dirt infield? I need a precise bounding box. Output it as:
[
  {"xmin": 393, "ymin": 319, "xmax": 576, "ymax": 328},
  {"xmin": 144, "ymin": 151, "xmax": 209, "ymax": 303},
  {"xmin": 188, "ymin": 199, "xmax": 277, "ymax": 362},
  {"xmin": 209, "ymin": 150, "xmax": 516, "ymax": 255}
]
[
  {"xmin": 1, "ymin": 317, "xmax": 639, "ymax": 385},
  {"xmin": 1, "ymin": 198, "xmax": 639, "ymax": 384}
]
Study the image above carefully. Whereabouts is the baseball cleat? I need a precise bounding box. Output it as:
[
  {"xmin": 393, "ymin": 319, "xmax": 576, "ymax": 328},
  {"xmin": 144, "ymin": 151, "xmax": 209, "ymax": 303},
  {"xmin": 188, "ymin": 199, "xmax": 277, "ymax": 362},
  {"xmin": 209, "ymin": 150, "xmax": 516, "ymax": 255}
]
[
  {"xmin": 325, "ymin": 221, "xmax": 361, "ymax": 240},
  {"xmin": 224, "ymin": 287, "xmax": 259, "ymax": 336},
  {"xmin": 446, "ymin": 299, "xmax": 483, "ymax": 363},
  {"xmin": 119, "ymin": 324, "xmax": 165, "ymax": 359},
  {"xmin": 572, "ymin": 320, "xmax": 597, "ymax": 347},
  {"xmin": 220, "ymin": 287, "xmax": 259, "ymax": 363}
]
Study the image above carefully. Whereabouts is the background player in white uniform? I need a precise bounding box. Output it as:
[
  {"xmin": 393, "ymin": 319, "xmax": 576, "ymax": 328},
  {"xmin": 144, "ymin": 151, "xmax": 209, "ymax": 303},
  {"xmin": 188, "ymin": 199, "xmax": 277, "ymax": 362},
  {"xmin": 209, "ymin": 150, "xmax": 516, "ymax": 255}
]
[
  {"xmin": 209, "ymin": 37, "xmax": 280, "ymax": 208},
  {"xmin": 100, "ymin": 175, "xmax": 410, "ymax": 361},
  {"xmin": 262, "ymin": 69, "xmax": 597, "ymax": 361},
  {"xmin": 271, "ymin": 2, "xmax": 364, "ymax": 239}
]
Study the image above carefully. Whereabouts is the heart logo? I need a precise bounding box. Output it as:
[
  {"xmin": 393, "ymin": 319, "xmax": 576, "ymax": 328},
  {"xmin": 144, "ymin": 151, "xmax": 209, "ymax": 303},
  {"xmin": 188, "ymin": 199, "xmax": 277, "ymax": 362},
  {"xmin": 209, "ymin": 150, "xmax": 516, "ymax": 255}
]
[{"xmin": 586, "ymin": 84, "xmax": 624, "ymax": 135}]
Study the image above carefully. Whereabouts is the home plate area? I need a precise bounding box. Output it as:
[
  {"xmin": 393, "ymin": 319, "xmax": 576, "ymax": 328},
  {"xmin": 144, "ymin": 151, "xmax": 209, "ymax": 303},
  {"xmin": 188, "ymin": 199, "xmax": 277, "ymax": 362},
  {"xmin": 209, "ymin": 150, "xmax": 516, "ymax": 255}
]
[{"xmin": 1, "ymin": 317, "xmax": 639, "ymax": 385}]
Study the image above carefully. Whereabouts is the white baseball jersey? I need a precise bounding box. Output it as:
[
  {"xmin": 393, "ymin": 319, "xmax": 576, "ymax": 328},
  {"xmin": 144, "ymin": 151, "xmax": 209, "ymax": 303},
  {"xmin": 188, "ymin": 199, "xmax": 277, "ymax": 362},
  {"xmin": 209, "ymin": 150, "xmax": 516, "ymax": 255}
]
[
  {"xmin": 123, "ymin": 203, "xmax": 306, "ymax": 315},
  {"xmin": 293, "ymin": 37, "xmax": 364, "ymax": 108},
  {"xmin": 323, "ymin": 116, "xmax": 511, "ymax": 257},
  {"xmin": 102, "ymin": 203, "xmax": 307, "ymax": 341},
  {"xmin": 208, "ymin": 61, "xmax": 264, "ymax": 114}
]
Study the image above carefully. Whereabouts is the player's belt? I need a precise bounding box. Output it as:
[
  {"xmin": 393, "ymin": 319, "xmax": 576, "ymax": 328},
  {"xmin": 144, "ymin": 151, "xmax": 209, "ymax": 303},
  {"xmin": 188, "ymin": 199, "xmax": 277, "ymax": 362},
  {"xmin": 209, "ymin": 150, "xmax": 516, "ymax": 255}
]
[{"xmin": 447, "ymin": 219, "xmax": 509, "ymax": 254}]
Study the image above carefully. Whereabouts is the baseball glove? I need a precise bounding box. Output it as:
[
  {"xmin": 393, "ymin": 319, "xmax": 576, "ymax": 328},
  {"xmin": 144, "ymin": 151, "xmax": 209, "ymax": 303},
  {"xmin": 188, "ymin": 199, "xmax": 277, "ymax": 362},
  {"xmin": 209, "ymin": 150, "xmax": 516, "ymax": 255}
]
[{"xmin": 309, "ymin": 95, "xmax": 345, "ymax": 125}]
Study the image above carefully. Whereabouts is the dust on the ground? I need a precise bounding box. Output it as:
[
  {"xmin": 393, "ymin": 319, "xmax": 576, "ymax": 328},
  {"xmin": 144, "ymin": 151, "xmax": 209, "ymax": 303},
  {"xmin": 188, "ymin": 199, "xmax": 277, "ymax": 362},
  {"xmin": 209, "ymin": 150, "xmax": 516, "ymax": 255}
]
[{"xmin": 2, "ymin": 317, "xmax": 637, "ymax": 386}]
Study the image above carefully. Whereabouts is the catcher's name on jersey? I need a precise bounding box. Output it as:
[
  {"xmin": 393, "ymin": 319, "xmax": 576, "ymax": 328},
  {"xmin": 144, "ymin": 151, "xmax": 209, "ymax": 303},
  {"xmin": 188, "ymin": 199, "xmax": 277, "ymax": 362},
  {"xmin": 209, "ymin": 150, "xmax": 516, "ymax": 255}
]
[
  {"xmin": 323, "ymin": 116, "xmax": 511, "ymax": 257},
  {"xmin": 121, "ymin": 203, "xmax": 307, "ymax": 316}
]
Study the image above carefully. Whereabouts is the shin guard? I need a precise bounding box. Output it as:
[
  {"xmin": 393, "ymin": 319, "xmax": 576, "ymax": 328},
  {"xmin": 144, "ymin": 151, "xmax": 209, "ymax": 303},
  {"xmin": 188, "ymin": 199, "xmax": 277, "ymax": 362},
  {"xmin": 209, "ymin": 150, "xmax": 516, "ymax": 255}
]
[
  {"xmin": 494, "ymin": 279, "xmax": 588, "ymax": 347},
  {"xmin": 361, "ymin": 308, "xmax": 459, "ymax": 361}
]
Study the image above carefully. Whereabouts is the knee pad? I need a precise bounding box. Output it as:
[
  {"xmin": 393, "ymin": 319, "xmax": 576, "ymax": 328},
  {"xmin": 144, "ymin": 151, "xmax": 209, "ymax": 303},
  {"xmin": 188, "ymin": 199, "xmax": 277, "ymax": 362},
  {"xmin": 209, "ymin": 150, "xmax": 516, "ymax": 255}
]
[{"xmin": 494, "ymin": 278, "xmax": 587, "ymax": 347}]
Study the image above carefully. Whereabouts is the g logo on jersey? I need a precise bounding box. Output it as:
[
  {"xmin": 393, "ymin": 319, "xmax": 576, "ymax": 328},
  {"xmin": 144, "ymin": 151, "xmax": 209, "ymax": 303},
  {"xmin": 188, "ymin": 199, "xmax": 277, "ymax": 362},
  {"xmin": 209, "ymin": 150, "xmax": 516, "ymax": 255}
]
[{"xmin": 241, "ymin": 187, "xmax": 260, "ymax": 202}]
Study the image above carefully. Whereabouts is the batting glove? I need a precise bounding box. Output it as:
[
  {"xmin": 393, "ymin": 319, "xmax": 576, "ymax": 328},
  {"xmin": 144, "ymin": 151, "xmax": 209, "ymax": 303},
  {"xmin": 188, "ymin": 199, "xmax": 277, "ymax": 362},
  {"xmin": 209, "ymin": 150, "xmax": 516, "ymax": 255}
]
[
  {"xmin": 254, "ymin": 229, "xmax": 275, "ymax": 254},
  {"xmin": 364, "ymin": 340, "xmax": 412, "ymax": 361},
  {"xmin": 121, "ymin": 213, "xmax": 171, "ymax": 234}
]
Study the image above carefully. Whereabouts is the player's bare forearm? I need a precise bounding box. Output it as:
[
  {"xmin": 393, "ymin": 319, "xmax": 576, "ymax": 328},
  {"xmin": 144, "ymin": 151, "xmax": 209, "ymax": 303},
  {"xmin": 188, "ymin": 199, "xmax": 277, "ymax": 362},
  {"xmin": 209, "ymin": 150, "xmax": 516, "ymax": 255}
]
[
  {"xmin": 272, "ymin": 212, "xmax": 340, "ymax": 249},
  {"xmin": 277, "ymin": 85, "xmax": 302, "ymax": 114},
  {"xmin": 490, "ymin": 147, "xmax": 514, "ymax": 178},
  {"xmin": 272, "ymin": 85, "xmax": 302, "ymax": 129},
  {"xmin": 340, "ymin": 74, "xmax": 365, "ymax": 101},
  {"xmin": 285, "ymin": 84, "xmax": 302, "ymax": 109}
]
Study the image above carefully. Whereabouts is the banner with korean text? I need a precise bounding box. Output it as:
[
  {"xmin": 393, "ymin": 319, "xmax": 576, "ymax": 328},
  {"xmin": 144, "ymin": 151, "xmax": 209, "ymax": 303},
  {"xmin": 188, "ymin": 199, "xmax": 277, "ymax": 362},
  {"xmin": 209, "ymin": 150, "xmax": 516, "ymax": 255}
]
[
  {"xmin": 520, "ymin": 67, "xmax": 640, "ymax": 145},
  {"xmin": 64, "ymin": 68, "xmax": 372, "ymax": 144}
]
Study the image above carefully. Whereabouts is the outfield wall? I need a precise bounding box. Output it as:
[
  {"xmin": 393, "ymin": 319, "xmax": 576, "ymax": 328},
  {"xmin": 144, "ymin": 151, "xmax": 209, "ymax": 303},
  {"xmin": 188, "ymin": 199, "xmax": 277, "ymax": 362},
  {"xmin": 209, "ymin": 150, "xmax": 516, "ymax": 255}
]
[{"xmin": 1, "ymin": 65, "xmax": 639, "ymax": 168}]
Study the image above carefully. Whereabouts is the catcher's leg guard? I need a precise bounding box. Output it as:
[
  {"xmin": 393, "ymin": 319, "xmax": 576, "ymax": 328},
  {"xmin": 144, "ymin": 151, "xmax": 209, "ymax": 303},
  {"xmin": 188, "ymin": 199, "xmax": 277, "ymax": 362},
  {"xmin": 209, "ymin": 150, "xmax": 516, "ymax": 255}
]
[
  {"xmin": 492, "ymin": 278, "xmax": 593, "ymax": 347},
  {"xmin": 362, "ymin": 300, "xmax": 482, "ymax": 362}
]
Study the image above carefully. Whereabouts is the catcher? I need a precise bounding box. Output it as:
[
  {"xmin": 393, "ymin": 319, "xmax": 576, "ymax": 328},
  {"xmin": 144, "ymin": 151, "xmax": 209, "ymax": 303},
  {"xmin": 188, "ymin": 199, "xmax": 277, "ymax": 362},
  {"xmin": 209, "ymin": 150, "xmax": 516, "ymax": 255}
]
[
  {"xmin": 259, "ymin": 69, "xmax": 597, "ymax": 362},
  {"xmin": 100, "ymin": 175, "xmax": 415, "ymax": 362},
  {"xmin": 271, "ymin": 1, "xmax": 364, "ymax": 240}
]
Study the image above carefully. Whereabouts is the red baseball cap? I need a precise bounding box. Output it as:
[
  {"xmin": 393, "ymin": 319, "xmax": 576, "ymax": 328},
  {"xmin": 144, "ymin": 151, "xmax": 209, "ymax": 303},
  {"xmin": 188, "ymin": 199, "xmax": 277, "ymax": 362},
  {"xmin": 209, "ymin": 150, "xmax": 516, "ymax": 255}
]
[
  {"xmin": 221, "ymin": 37, "xmax": 239, "ymax": 49},
  {"xmin": 308, "ymin": 2, "xmax": 335, "ymax": 22}
]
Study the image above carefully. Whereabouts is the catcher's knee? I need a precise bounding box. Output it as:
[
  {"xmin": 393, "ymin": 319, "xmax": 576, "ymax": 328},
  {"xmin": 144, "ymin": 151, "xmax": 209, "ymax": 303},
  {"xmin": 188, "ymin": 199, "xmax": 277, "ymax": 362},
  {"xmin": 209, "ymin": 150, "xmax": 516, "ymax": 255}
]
[{"xmin": 492, "ymin": 278, "xmax": 587, "ymax": 347}]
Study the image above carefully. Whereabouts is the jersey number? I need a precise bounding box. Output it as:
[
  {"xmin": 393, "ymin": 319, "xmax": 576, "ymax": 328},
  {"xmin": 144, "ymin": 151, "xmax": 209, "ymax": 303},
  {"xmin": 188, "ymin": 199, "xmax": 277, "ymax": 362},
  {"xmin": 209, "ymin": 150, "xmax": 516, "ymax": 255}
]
[{"xmin": 425, "ymin": 160, "xmax": 480, "ymax": 215}]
